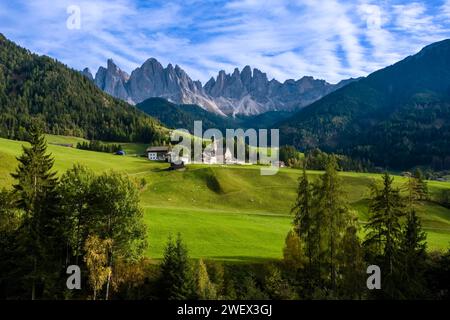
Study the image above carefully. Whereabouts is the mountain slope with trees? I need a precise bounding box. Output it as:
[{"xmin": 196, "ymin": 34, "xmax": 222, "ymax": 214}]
[
  {"xmin": 279, "ymin": 39, "xmax": 450, "ymax": 170},
  {"xmin": 136, "ymin": 97, "xmax": 293, "ymax": 133},
  {"xmin": 0, "ymin": 34, "xmax": 165, "ymax": 143},
  {"xmin": 136, "ymin": 97, "xmax": 236, "ymax": 132}
]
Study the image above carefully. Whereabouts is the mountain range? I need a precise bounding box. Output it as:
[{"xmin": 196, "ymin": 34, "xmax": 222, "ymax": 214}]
[
  {"xmin": 278, "ymin": 39, "xmax": 450, "ymax": 169},
  {"xmin": 84, "ymin": 59, "xmax": 355, "ymax": 116},
  {"xmin": 2, "ymin": 31, "xmax": 450, "ymax": 170}
]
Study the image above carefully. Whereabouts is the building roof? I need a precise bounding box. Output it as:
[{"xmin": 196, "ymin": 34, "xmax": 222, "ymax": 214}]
[{"xmin": 146, "ymin": 146, "xmax": 170, "ymax": 152}]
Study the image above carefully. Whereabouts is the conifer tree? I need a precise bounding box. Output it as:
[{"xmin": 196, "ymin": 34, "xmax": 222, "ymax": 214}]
[
  {"xmin": 314, "ymin": 156, "xmax": 351, "ymax": 290},
  {"xmin": 290, "ymin": 167, "xmax": 315, "ymax": 273},
  {"xmin": 364, "ymin": 173, "xmax": 405, "ymax": 298},
  {"xmin": 11, "ymin": 125, "xmax": 59, "ymax": 299},
  {"xmin": 399, "ymin": 210, "xmax": 427, "ymax": 299},
  {"xmin": 159, "ymin": 234, "xmax": 196, "ymax": 300}
]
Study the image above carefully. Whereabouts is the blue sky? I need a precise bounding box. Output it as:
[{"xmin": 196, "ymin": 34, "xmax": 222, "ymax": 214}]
[{"xmin": 0, "ymin": 0, "xmax": 449, "ymax": 83}]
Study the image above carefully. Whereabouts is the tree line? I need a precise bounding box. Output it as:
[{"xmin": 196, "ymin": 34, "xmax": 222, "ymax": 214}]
[
  {"xmin": 280, "ymin": 146, "xmax": 375, "ymax": 172},
  {"xmin": 0, "ymin": 126, "xmax": 146, "ymax": 299},
  {"xmin": 76, "ymin": 141, "xmax": 123, "ymax": 154},
  {"xmin": 283, "ymin": 159, "xmax": 448, "ymax": 299}
]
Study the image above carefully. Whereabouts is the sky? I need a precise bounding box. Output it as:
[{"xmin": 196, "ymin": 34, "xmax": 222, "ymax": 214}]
[{"xmin": 0, "ymin": 0, "xmax": 449, "ymax": 84}]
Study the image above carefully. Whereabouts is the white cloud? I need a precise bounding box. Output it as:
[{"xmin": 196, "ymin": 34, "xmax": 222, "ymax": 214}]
[{"xmin": 0, "ymin": 0, "xmax": 449, "ymax": 84}]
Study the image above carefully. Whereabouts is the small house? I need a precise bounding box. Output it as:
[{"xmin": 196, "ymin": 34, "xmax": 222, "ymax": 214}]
[{"xmin": 147, "ymin": 146, "xmax": 171, "ymax": 161}]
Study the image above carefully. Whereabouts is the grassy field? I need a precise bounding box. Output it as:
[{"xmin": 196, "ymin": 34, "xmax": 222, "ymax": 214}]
[
  {"xmin": 1, "ymin": 136, "xmax": 449, "ymax": 261},
  {"xmin": 45, "ymin": 134, "xmax": 148, "ymax": 156}
]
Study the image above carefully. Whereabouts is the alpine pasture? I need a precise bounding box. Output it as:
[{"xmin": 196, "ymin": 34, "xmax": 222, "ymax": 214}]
[{"xmin": 0, "ymin": 136, "xmax": 449, "ymax": 262}]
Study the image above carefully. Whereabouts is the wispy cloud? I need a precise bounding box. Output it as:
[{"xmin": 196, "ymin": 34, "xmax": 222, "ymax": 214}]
[{"xmin": 0, "ymin": 0, "xmax": 449, "ymax": 83}]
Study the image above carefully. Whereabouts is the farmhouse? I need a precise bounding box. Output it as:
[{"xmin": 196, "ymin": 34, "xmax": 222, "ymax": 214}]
[{"xmin": 146, "ymin": 146, "xmax": 171, "ymax": 161}]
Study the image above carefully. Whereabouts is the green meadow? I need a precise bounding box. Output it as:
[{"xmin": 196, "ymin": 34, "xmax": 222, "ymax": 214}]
[{"xmin": 0, "ymin": 136, "xmax": 449, "ymax": 262}]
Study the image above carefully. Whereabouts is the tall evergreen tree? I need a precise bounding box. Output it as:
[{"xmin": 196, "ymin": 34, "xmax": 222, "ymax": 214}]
[
  {"xmin": 314, "ymin": 157, "xmax": 351, "ymax": 290},
  {"xmin": 364, "ymin": 173, "xmax": 405, "ymax": 298},
  {"xmin": 10, "ymin": 125, "xmax": 60, "ymax": 299},
  {"xmin": 398, "ymin": 210, "xmax": 427, "ymax": 299},
  {"xmin": 290, "ymin": 167, "xmax": 315, "ymax": 275},
  {"xmin": 159, "ymin": 234, "xmax": 196, "ymax": 300}
]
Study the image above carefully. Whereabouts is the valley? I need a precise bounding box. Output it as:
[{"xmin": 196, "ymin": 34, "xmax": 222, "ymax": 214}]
[{"xmin": 1, "ymin": 135, "xmax": 449, "ymax": 262}]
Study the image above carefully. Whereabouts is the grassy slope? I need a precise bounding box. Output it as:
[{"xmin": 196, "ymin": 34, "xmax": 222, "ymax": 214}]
[{"xmin": 1, "ymin": 136, "xmax": 449, "ymax": 261}]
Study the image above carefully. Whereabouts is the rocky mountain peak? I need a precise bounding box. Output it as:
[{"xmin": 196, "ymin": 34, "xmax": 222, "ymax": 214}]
[
  {"xmin": 88, "ymin": 58, "xmax": 355, "ymax": 116},
  {"xmin": 81, "ymin": 68, "xmax": 94, "ymax": 81}
]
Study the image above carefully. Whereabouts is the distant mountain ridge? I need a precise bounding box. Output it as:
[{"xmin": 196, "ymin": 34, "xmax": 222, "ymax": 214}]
[
  {"xmin": 85, "ymin": 59, "xmax": 356, "ymax": 116},
  {"xmin": 278, "ymin": 39, "xmax": 450, "ymax": 169}
]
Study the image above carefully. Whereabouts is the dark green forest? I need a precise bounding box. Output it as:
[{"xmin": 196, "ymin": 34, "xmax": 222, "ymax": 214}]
[
  {"xmin": 279, "ymin": 39, "xmax": 450, "ymax": 170},
  {"xmin": 137, "ymin": 97, "xmax": 292, "ymax": 134},
  {"xmin": 0, "ymin": 34, "xmax": 165, "ymax": 144}
]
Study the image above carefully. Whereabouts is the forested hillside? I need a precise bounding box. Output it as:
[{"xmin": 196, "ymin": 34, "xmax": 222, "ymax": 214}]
[
  {"xmin": 0, "ymin": 34, "xmax": 165, "ymax": 143},
  {"xmin": 137, "ymin": 97, "xmax": 293, "ymax": 133},
  {"xmin": 279, "ymin": 39, "xmax": 450, "ymax": 170}
]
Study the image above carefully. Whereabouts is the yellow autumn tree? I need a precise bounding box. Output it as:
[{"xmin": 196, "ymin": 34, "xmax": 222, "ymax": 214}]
[{"xmin": 84, "ymin": 235, "xmax": 112, "ymax": 300}]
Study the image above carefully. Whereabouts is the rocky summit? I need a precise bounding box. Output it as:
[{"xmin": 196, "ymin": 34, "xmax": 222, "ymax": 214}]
[{"xmin": 86, "ymin": 58, "xmax": 354, "ymax": 116}]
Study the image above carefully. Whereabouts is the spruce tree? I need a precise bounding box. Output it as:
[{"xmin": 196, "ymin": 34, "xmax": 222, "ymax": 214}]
[
  {"xmin": 364, "ymin": 173, "xmax": 405, "ymax": 298},
  {"xmin": 10, "ymin": 125, "xmax": 59, "ymax": 299},
  {"xmin": 314, "ymin": 156, "xmax": 351, "ymax": 290},
  {"xmin": 159, "ymin": 234, "xmax": 196, "ymax": 300},
  {"xmin": 291, "ymin": 167, "xmax": 315, "ymax": 274},
  {"xmin": 399, "ymin": 210, "xmax": 427, "ymax": 299}
]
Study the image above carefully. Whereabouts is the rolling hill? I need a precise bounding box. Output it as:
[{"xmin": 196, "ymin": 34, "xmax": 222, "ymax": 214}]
[
  {"xmin": 279, "ymin": 39, "xmax": 450, "ymax": 170},
  {"xmin": 0, "ymin": 136, "xmax": 449, "ymax": 261}
]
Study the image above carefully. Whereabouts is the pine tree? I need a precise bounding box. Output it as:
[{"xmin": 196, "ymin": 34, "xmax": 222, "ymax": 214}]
[
  {"xmin": 364, "ymin": 173, "xmax": 405, "ymax": 298},
  {"xmin": 159, "ymin": 234, "xmax": 196, "ymax": 300},
  {"xmin": 314, "ymin": 156, "xmax": 351, "ymax": 290},
  {"xmin": 398, "ymin": 210, "xmax": 427, "ymax": 299},
  {"xmin": 10, "ymin": 125, "xmax": 59, "ymax": 299},
  {"xmin": 290, "ymin": 167, "xmax": 317, "ymax": 282},
  {"xmin": 292, "ymin": 167, "xmax": 311, "ymax": 237}
]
